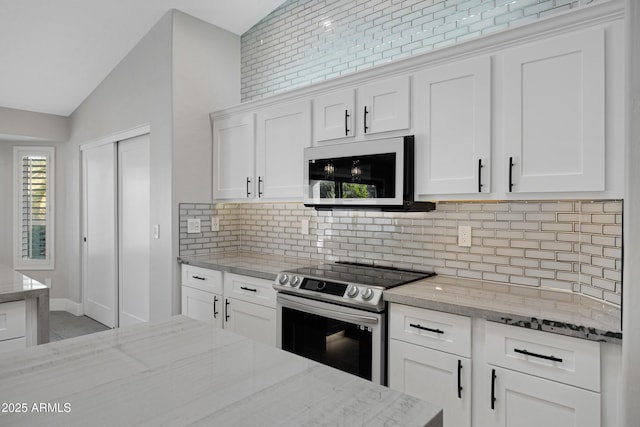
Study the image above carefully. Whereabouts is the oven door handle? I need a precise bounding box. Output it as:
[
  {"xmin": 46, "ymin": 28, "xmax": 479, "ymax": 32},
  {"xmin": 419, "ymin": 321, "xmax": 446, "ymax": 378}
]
[{"xmin": 277, "ymin": 294, "xmax": 379, "ymax": 326}]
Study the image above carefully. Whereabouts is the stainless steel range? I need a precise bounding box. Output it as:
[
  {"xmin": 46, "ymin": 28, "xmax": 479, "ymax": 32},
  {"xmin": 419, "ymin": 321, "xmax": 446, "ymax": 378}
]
[{"xmin": 274, "ymin": 262, "xmax": 435, "ymax": 384}]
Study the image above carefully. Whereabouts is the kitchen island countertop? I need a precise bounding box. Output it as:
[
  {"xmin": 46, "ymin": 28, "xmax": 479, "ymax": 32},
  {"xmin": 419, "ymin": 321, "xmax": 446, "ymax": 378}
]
[
  {"xmin": 0, "ymin": 265, "xmax": 49, "ymax": 345},
  {"xmin": 0, "ymin": 316, "xmax": 442, "ymax": 427}
]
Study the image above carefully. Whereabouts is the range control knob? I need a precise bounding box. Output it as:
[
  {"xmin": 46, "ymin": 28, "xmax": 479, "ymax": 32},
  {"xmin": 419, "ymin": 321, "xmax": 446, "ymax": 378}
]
[
  {"xmin": 278, "ymin": 274, "xmax": 289, "ymax": 285},
  {"xmin": 361, "ymin": 288, "xmax": 374, "ymax": 301},
  {"xmin": 290, "ymin": 276, "xmax": 300, "ymax": 287},
  {"xmin": 347, "ymin": 285, "xmax": 359, "ymax": 298}
]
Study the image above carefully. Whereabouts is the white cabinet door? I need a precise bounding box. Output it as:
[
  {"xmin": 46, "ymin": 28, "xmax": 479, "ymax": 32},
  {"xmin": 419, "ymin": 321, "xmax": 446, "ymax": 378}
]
[
  {"xmin": 212, "ymin": 113, "xmax": 256, "ymax": 200},
  {"xmin": 181, "ymin": 286, "xmax": 222, "ymax": 328},
  {"xmin": 502, "ymin": 28, "xmax": 605, "ymax": 193},
  {"xmin": 485, "ymin": 366, "xmax": 600, "ymax": 427},
  {"xmin": 256, "ymin": 100, "xmax": 311, "ymax": 199},
  {"xmin": 415, "ymin": 57, "xmax": 491, "ymax": 195},
  {"xmin": 357, "ymin": 76, "xmax": 410, "ymax": 136},
  {"xmin": 313, "ymin": 90, "xmax": 355, "ymax": 142},
  {"xmin": 389, "ymin": 339, "xmax": 471, "ymax": 427},
  {"xmin": 224, "ymin": 298, "xmax": 276, "ymax": 347}
]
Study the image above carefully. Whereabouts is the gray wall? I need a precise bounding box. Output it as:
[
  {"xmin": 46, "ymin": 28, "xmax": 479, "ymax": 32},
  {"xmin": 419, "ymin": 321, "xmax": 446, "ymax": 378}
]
[
  {"xmin": 241, "ymin": 0, "xmax": 595, "ymax": 101},
  {"xmin": 65, "ymin": 10, "xmax": 239, "ymax": 318}
]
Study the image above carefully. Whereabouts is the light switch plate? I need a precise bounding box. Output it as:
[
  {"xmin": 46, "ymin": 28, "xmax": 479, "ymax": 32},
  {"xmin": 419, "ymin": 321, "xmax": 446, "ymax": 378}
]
[
  {"xmin": 187, "ymin": 218, "xmax": 201, "ymax": 234},
  {"xmin": 153, "ymin": 224, "xmax": 160, "ymax": 239},
  {"xmin": 458, "ymin": 225, "xmax": 471, "ymax": 247}
]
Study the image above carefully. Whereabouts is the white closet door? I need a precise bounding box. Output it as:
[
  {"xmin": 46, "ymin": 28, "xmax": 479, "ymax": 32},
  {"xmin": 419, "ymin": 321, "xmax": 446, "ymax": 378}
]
[
  {"xmin": 118, "ymin": 134, "xmax": 150, "ymax": 326},
  {"xmin": 82, "ymin": 143, "xmax": 118, "ymax": 328}
]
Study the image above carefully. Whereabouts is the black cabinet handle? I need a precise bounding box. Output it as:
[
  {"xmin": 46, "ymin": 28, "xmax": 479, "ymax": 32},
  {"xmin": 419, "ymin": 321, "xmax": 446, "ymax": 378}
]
[
  {"xmin": 514, "ymin": 348, "xmax": 563, "ymax": 363},
  {"xmin": 246, "ymin": 177, "xmax": 252, "ymax": 197},
  {"xmin": 345, "ymin": 110, "xmax": 350, "ymax": 136},
  {"xmin": 364, "ymin": 106, "xmax": 369, "ymax": 133},
  {"xmin": 258, "ymin": 176, "xmax": 263, "ymax": 198},
  {"xmin": 457, "ymin": 359, "xmax": 463, "ymax": 399},
  {"xmin": 478, "ymin": 159, "xmax": 484, "ymax": 193},
  {"xmin": 213, "ymin": 296, "xmax": 219, "ymax": 318},
  {"xmin": 192, "ymin": 275, "xmax": 205, "ymax": 281},
  {"xmin": 240, "ymin": 286, "xmax": 257, "ymax": 292},
  {"xmin": 508, "ymin": 157, "xmax": 514, "ymax": 192},
  {"xmin": 491, "ymin": 369, "xmax": 497, "ymax": 410},
  {"xmin": 409, "ymin": 323, "xmax": 444, "ymax": 334},
  {"xmin": 225, "ymin": 299, "xmax": 230, "ymax": 322}
]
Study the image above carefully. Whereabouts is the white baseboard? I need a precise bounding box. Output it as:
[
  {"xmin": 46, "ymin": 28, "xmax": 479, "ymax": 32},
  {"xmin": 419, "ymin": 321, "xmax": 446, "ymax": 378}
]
[{"xmin": 50, "ymin": 298, "xmax": 84, "ymax": 316}]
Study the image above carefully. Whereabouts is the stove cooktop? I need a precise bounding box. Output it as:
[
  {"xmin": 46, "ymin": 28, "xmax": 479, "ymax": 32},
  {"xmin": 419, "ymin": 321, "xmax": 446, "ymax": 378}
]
[
  {"xmin": 273, "ymin": 262, "xmax": 435, "ymax": 312},
  {"xmin": 282, "ymin": 262, "xmax": 435, "ymax": 289}
]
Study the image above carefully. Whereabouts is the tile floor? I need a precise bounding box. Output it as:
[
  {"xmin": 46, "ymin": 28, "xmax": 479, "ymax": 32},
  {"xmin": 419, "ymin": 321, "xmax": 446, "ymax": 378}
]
[{"xmin": 49, "ymin": 311, "xmax": 111, "ymax": 342}]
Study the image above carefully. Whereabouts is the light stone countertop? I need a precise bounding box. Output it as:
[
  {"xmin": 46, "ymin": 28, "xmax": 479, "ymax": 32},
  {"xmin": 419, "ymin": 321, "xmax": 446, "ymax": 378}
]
[
  {"xmin": 0, "ymin": 265, "xmax": 49, "ymax": 345},
  {"xmin": 178, "ymin": 251, "xmax": 319, "ymax": 281},
  {"xmin": 384, "ymin": 275, "xmax": 622, "ymax": 344},
  {"xmin": 177, "ymin": 252, "xmax": 622, "ymax": 344},
  {"xmin": 0, "ymin": 316, "xmax": 442, "ymax": 427}
]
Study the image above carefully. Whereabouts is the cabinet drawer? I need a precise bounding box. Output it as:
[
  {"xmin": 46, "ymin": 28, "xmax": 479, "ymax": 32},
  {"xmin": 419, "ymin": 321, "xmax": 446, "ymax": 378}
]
[
  {"xmin": 0, "ymin": 337, "xmax": 27, "ymax": 353},
  {"xmin": 224, "ymin": 273, "xmax": 276, "ymax": 309},
  {"xmin": 485, "ymin": 321, "xmax": 600, "ymax": 391},
  {"xmin": 181, "ymin": 265, "xmax": 223, "ymax": 294},
  {"xmin": 389, "ymin": 303, "xmax": 471, "ymax": 357},
  {"xmin": 0, "ymin": 301, "xmax": 26, "ymax": 342}
]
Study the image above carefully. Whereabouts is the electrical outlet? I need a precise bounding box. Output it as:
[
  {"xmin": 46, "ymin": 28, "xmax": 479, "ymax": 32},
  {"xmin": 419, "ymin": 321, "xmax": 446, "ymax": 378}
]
[
  {"xmin": 187, "ymin": 218, "xmax": 201, "ymax": 234},
  {"xmin": 153, "ymin": 224, "xmax": 160, "ymax": 239},
  {"xmin": 458, "ymin": 225, "xmax": 471, "ymax": 247},
  {"xmin": 211, "ymin": 216, "xmax": 220, "ymax": 232},
  {"xmin": 301, "ymin": 219, "xmax": 309, "ymax": 235}
]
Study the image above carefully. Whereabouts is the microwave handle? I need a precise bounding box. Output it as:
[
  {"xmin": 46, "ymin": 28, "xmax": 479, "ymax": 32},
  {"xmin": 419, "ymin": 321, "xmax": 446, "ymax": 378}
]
[{"xmin": 277, "ymin": 293, "xmax": 379, "ymax": 326}]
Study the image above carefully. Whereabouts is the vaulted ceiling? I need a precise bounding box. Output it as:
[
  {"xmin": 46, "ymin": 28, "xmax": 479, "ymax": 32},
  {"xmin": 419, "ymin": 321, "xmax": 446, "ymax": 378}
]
[{"xmin": 0, "ymin": 0, "xmax": 285, "ymax": 116}]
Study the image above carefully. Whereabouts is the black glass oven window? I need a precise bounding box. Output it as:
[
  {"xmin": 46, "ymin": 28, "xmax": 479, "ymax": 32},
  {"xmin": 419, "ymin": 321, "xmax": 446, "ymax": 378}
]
[
  {"xmin": 281, "ymin": 306, "xmax": 373, "ymax": 381},
  {"xmin": 309, "ymin": 153, "xmax": 395, "ymax": 199}
]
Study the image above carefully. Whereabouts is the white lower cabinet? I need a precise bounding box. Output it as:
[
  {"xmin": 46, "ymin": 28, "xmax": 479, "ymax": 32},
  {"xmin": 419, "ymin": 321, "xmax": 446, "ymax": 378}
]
[
  {"xmin": 181, "ymin": 265, "xmax": 277, "ymax": 347},
  {"xmin": 388, "ymin": 303, "xmax": 472, "ymax": 427},
  {"xmin": 483, "ymin": 321, "xmax": 601, "ymax": 427},
  {"xmin": 223, "ymin": 297, "xmax": 276, "ymax": 347},
  {"xmin": 389, "ymin": 339, "xmax": 471, "ymax": 427},
  {"xmin": 181, "ymin": 286, "xmax": 222, "ymax": 328},
  {"xmin": 486, "ymin": 365, "xmax": 600, "ymax": 427},
  {"xmin": 0, "ymin": 301, "xmax": 26, "ymax": 353}
]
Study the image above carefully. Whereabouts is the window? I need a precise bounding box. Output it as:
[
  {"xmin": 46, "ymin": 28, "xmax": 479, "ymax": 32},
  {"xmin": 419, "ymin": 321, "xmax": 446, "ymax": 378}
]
[{"xmin": 13, "ymin": 147, "xmax": 55, "ymax": 270}]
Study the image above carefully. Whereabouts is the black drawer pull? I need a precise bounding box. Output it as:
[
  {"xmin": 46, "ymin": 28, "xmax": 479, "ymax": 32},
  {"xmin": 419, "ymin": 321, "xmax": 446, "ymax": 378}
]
[
  {"xmin": 213, "ymin": 296, "xmax": 219, "ymax": 318},
  {"xmin": 457, "ymin": 359, "xmax": 463, "ymax": 399},
  {"xmin": 514, "ymin": 348, "xmax": 563, "ymax": 363},
  {"xmin": 225, "ymin": 299, "xmax": 230, "ymax": 322},
  {"xmin": 192, "ymin": 275, "xmax": 206, "ymax": 281},
  {"xmin": 363, "ymin": 106, "xmax": 369, "ymax": 133},
  {"xmin": 508, "ymin": 157, "xmax": 515, "ymax": 192},
  {"xmin": 491, "ymin": 369, "xmax": 497, "ymax": 410},
  {"xmin": 345, "ymin": 110, "xmax": 350, "ymax": 136},
  {"xmin": 258, "ymin": 176, "xmax": 263, "ymax": 198},
  {"xmin": 246, "ymin": 177, "xmax": 252, "ymax": 197},
  {"xmin": 409, "ymin": 323, "xmax": 444, "ymax": 334},
  {"xmin": 478, "ymin": 158, "xmax": 484, "ymax": 193},
  {"xmin": 240, "ymin": 286, "xmax": 257, "ymax": 292}
]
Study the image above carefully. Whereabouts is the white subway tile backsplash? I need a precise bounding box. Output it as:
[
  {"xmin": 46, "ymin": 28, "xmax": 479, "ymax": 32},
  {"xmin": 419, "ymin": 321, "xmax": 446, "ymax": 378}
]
[{"xmin": 179, "ymin": 199, "xmax": 622, "ymax": 307}]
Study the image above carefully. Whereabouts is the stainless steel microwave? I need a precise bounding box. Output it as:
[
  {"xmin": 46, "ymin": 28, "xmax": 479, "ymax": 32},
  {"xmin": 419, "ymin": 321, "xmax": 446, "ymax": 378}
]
[{"xmin": 303, "ymin": 136, "xmax": 435, "ymax": 211}]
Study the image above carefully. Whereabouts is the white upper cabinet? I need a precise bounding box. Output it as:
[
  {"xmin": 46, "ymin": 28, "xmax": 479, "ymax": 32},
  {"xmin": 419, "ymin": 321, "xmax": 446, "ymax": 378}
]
[
  {"xmin": 357, "ymin": 76, "xmax": 410, "ymax": 136},
  {"xmin": 313, "ymin": 90, "xmax": 355, "ymax": 141},
  {"xmin": 212, "ymin": 113, "xmax": 256, "ymax": 200},
  {"xmin": 414, "ymin": 57, "xmax": 492, "ymax": 196},
  {"xmin": 312, "ymin": 75, "xmax": 410, "ymax": 144},
  {"xmin": 501, "ymin": 28, "xmax": 605, "ymax": 194},
  {"xmin": 256, "ymin": 100, "xmax": 311, "ymax": 199}
]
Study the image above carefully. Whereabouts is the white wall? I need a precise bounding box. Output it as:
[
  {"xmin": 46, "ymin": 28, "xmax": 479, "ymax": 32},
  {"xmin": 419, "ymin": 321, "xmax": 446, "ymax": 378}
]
[
  {"xmin": 171, "ymin": 11, "xmax": 240, "ymax": 312},
  {"xmin": 0, "ymin": 107, "xmax": 69, "ymax": 142},
  {"xmin": 66, "ymin": 11, "xmax": 174, "ymax": 318},
  {"xmin": 64, "ymin": 10, "xmax": 240, "ymax": 319}
]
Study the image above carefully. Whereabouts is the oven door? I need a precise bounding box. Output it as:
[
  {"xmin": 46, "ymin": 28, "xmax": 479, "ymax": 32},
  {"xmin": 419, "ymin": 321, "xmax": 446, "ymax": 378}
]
[{"xmin": 276, "ymin": 293, "xmax": 385, "ymax": 385}]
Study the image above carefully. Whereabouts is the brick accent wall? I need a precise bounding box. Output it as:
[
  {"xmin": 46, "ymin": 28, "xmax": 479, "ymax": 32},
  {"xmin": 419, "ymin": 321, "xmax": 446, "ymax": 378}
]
[
  {"xmin": 179, "ymin": 200, "xmax": 623, "ymax": 306},
  {"xmin": 241, "ymin": 0, "xmax": 598, "ymax": 102}
]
